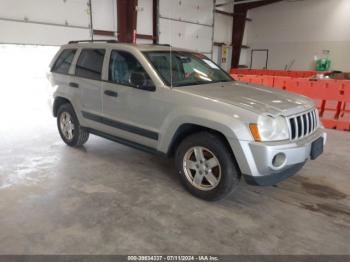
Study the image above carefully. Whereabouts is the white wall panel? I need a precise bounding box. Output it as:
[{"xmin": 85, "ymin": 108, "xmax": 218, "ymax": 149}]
[
  {"xmin": 0, "ymin": 0, "xmax": 90, "ymax": 27},
  {"xmin": 159, "ymin": 18, "xmax": 213, "ymax": 53},
  {"xmin": 212, "ymin": 46, "xmax": 219, "ymax": 64},
  {"xmin": 215, "ymin": 1, "xmax": 233, "ymax": 12},
  {"xmin": 91, "ymin": 0, "xmax": 117, "ymax": 31},
  {"xmin": 213, "ymin": 13, "xmax": 232, "ymax": 44},
  {"xmin": 159, "ymin": 0, "xmax": 213, "ymax": 26},
  {"xmin": 158, "ymin": 0, "xmax": 214, "ymax": 54},
  {"xmin": 0, "ymin": 20, "xmax": 90, "ymax": 45},
  {"xmin": 0, "ymin": 0, "xmax": 117, "ymax": 45},
  {"xmin": 136, "ymin": 39, "xmax": 153, "ymax": 44},
  {"xmin": 93, "ymin": 34, "xmax": 117, "ymax": 41},
  {"xmin": 137, "ymin": 0, "xmax": 153, "ymax": 35}
]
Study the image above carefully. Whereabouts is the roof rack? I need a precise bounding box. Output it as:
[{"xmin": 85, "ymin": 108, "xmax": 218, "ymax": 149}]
[
  {"xmin": 155, "ymin": 44, "xmax": 171, "ymax": 47},
  {"xmin": 68, "ymin": 39, "xmax": 118, "ymax": 44}
]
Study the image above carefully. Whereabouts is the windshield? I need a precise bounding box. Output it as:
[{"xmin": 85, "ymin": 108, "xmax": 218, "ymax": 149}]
[{"xmin": 143, "ymin": 51, "xmax": 233, "ymax": 87}]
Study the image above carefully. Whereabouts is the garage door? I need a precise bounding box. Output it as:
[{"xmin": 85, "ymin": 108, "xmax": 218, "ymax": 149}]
[
  {"xmin": 0, "ymin": 0, "xmax": 117, "ymax": 45},
  {"xmin": 158, "ymin": 0, "xmax": 214, "ymax": 58}
]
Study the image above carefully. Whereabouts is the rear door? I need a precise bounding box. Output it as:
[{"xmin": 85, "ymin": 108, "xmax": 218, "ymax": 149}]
[
  {"xmin": 73, "ymin": 48, "xmax": 106, "ymax": 128},
  {"xmin": 50, "ymin": 48, "xmax": 78, "ymax": 106}
]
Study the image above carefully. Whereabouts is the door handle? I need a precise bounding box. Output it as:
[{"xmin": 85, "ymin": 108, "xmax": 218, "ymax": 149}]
[
  {"xmin": 104, "ymin": 90, "xmax": 118, "ymax": 97},
  {"xmin": 69, "ymin": 82, "xmax": 79, "ymax": 88}
]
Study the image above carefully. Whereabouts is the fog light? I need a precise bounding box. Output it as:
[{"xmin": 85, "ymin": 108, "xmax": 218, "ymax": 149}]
[{"xmin": 272, "ymin": 153, "xmax": 286, "ymax": 168}]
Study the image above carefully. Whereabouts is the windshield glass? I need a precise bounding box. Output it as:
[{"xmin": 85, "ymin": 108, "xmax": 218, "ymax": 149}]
[{"xmin": 143, "ymin": 51, "xmax": 233, "ymax": 87}]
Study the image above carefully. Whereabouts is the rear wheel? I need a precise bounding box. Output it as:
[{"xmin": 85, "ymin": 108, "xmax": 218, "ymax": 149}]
[
  {"xmin": 57, "ymin": 103, "xmax": 89, "ymax": 147},
  {"xmin": 175, "ymin": 132, "xmax": 240, "ymax": 201}
]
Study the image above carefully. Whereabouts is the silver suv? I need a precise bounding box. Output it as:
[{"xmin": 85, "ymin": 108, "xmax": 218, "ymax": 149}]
[{"xmin": 48, "ymin": 40, "xmax": 327, "ymax": 201}]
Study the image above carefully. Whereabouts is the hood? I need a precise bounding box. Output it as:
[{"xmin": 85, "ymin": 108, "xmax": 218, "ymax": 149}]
[{"xmin": 175, "ymin": 81, "xmax": 314, "ymax": 116}]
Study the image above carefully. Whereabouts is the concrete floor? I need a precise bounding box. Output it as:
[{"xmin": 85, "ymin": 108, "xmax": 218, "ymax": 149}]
[{"xmin": 0, "ymin": 65, "xmax": 350, "ymax": 254}]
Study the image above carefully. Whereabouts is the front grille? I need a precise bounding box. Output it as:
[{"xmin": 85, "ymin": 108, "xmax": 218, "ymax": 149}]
[{"xmin": 288, "ymin": 109, "xmax": 318, "ymax": 140}]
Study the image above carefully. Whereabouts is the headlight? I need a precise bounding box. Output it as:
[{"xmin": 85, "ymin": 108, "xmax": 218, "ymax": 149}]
[{"xmin": 249, "ymin": 115, "xmax": 289, "ymax": 142}]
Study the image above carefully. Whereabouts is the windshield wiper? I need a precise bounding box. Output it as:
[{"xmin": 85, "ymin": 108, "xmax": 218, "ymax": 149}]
[
  {"xmin": 172, "ymin": 79, "xmax": 233, "ymax": 87},
  {"xmin": 216, "ymin": 79, "xmax": 234, "ymax": 83},
  {"xmin": 172, "ymin": 82, "xmax": 202, "ymax": 87}
]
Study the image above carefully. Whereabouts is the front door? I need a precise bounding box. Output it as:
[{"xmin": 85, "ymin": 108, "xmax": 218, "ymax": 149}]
[{"xmin": 102, "ymin": 50, "xmax": 165, "ymax": 149}]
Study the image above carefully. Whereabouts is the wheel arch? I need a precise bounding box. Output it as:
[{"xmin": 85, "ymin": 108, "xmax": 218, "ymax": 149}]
[
  {"xmin": 53, "ymin": 97, "xmax": 72, "ymax": 117},
  {"xmin": 166, "ymin": 123, "xmax": 241, "ymax": 174}
]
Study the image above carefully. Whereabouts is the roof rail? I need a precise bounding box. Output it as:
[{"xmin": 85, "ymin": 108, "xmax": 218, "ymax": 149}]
[
  {"xmin": 68, "ymin": 39, "xmax": 118, "ymax": 44},
  {"xmin": 156, "ymin": 44, "xmax": 171, "ymax": 47}
]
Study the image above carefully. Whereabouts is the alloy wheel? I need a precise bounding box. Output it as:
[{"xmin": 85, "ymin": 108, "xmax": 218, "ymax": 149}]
[
  {"xmin": 59, "ymin": 112, "xmax": 75, "ymax": 140},
  {"xmin": 182, "ymin": 146, "xmax": 222, "ymax": 191}
]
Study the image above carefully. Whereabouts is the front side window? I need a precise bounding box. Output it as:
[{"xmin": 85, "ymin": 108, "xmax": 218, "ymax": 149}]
[
  {"xmin": 109, "ymin": 50, "xmax": 153, "ymax": 88},
  {"xmin": 144, "ymin": 51, "xmax": 233, "ymax": 87},
  {"xmin": 52, "ymin": 49, "xmax": 76, "ymax": 74},
  {"xmin": 75, "ymin": 49, "xmax": 105, "ymax": 80}
]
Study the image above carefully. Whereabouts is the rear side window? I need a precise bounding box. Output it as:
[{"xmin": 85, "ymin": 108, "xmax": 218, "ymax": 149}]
[
  {"xmin": 75, "ymin": 49, "xmax": 105, "ymax": 80},
  {"xmin": 52, "ymin": 49, "xmax": 76, "ymax": 74}
]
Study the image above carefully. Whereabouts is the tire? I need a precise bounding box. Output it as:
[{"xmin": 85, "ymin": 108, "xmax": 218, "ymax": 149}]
[
  {"xmin": 57, "ymin": 103, "xmax": 89, "ymax": 147},
  {"xmin": 175, "ymin": 132, "xmax": 240, "ymax": 201}
]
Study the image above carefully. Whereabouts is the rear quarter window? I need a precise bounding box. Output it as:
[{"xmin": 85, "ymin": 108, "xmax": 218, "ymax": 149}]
[
  {"xmin": 75, "ymin": 49, "xmax": 106, "ymax": 80},
  {"xmin": 51, "ymin": 49, "xmax": 77, "ymax": 74}
]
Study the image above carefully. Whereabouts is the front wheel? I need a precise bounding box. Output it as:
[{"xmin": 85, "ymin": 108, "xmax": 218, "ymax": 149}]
[
  {"xmin": 175, "ymin": 132, "xmax": 240, "ymax": 201},
  {"xmin": 57, "ymin": 103, "xmax": 89, "ymax": 147}
]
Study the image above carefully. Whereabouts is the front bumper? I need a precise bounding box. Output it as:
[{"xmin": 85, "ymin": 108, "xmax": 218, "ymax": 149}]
[
  {"xmin": 243, "ymin": 162, "xmax": 306, "ymax": 186},
  {"xmin": 229, "ymin": 128, "xmax": 327, "ymax": 186}
]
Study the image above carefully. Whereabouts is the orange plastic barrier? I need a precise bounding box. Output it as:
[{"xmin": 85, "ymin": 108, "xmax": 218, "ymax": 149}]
[
  {"xmin": 298, "ymin": 79, "xmax": 322, "ymax": 110},
  {"xmin": 261, "ymin": 76, "xmax": 275, "ymax": 87},
  {"xmin": 231, "ymin": 72, "xmax": 350, "ymax": 131},
  {"xmin": 316, "ymin": 81, "xmax": 342, "ymax": 129},
  {"xmin": 250, "ymin": 76, "xmax": 263, "ymax": 85},
  {"xmin": 230, "ymin": 69, "xmax": 316, "ymax": 78},
  {"xmin": 285, "ymin": 78, "xmax": 300, "ymax": 93},
  {"xmin": 333, "ymin": 81, "xmax": 350, "ymax": 130},
  {"xmin": 273, "ymin": 76, "xmax": 289, "ymax": 90},
  {"xmin": 238, "ymin": 75, "xmax": 252, "ymax": 83}
]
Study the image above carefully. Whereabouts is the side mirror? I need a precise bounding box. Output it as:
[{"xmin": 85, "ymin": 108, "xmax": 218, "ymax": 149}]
[{"xmin": 129, "ymin": 72, "xmax": 155, "ymax": 91}]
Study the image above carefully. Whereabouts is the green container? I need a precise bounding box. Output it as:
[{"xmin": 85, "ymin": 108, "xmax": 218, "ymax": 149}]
[{"xmin": 316, "ymin": 58, "xmax": 331, "ymax": 72}]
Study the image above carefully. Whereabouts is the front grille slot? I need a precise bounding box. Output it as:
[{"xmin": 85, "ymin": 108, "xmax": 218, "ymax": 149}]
[
  {"xmin": 290, "ymin": 118, "xmax": 296, "ymax": 139},
  {"xmin": 307, "ymin": 112, "xmax": 312, "ymax": 133},
  {"xmin": 296, "ymin": 116, "xmax": 302, "ymax": 137},
  {"xmin": 289, "ymin": 109, "xmax": 318, "ymax": 141},
  {"xmin": 302, "ymin": 114, "xmax": 307, "ymax": 136}
]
